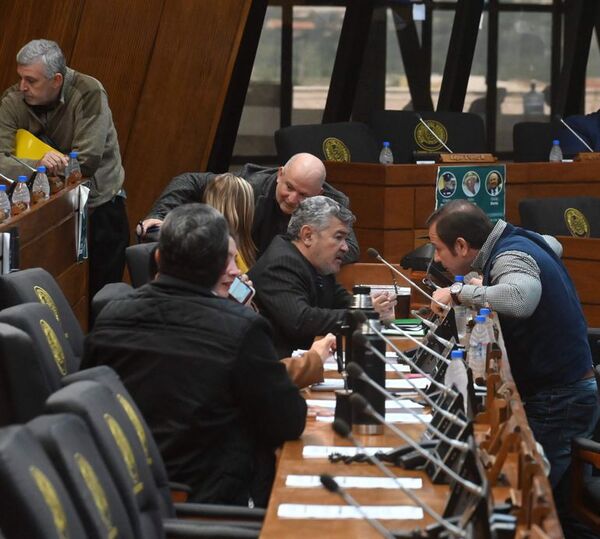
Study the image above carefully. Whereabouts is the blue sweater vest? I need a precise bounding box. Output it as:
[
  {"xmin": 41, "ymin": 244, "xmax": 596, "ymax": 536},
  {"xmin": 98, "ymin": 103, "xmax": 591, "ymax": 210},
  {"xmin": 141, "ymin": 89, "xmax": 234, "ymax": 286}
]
[{"xmin": 482, "ymin": 223, "xmax": 591, "ymax": 396}]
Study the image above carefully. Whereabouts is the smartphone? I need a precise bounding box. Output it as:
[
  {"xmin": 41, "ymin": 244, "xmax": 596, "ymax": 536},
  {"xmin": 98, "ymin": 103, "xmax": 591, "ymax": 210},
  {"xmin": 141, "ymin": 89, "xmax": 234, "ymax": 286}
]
[{"xmin": 228, "ymin": 276, "xmax": 255, "ymax": 305}]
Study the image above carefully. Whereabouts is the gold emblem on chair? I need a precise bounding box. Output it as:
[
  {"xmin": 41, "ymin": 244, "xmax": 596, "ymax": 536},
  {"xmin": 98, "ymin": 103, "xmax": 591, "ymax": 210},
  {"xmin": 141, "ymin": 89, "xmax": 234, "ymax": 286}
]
[
  {"xmin": 117, "ymin": 393, "xmax": 153, "ymax": 465},
  {"xmin": 564, "ymin": 208, "xmax": 590, "ymax": 238},
  {"xmin": 322, "ymin": 137, "xmax": 351, "ymax": 162},
  {"xmin": 39, "ymin": 319, "xmax": 67, "ymax": 375},
  {"xmin": 104, "ymin": 413, "xmax": 144, "ymax": 494},
  {"xmin": 74, "ymin": 453, "xmax": 118, "ymax": 539},
  {"xmin": 30, "ymin": 465, "xmax": 69, "ymax": 539},
  {"xmin": 414, "ymin": 120, "xmax": 448, "ymax": 152},
  {"xmin": 34, "ymin": 286, "xmax": 60, "ymax": 322}
]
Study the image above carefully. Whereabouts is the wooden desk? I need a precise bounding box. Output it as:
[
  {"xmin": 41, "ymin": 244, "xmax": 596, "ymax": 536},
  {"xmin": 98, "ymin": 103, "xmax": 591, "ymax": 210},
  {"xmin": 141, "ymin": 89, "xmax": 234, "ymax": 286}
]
[
  {"xmin": 0, "ymin": 182, "xmax": 88, "ymax": 328},
  {"xmin": 260, "ymin": 329, "xmax": 562, "ymax": 538},
  {"xmin": 558, "ymin": 236, "xmax": 600, "ymax": 326},
  {"xmin": 326, "ymin": 160, "xmax": 600, "ymax": 262}
]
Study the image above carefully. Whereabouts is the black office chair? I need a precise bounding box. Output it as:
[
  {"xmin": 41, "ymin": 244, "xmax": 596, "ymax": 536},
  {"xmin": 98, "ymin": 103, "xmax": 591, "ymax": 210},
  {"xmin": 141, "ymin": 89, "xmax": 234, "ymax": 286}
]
[
  {"xmin": 126, "ymin": 242, "xmax": 158, "ymax": 288},
  {"xmin": 90, "ymin": 282, "xmax": 134, "ymax": 327},
  {"xmin": 368, "ymin": 110, "xmax": 488, "ymax": 163},
  {"xmin": 46, "ymin": 380, "xmax": 262, "ymax": 538},
  {"xmin": 512, "ymin": 121, "xmax": 559, "ymax": 162},
  {"xmin": 0, "ymin": 267, "xmax": 84, "ymax": 358},
  {"xmin": 0, "ymin": 424, "xmax": 87, "ymax": 538},
  {"xmin": 28, "ymin": 413, "xmax": 137, "ymax": 539},
  {"xmin": 274, "ymin": 121, "xmax": 380, "ymax": 164},
  {"xmin": 518, "ymin": 196, "xmax": 600, "ymax": 238},
  {"xmin": 0, "ymin": 303, "xmax": 79, "ymax": 426}
]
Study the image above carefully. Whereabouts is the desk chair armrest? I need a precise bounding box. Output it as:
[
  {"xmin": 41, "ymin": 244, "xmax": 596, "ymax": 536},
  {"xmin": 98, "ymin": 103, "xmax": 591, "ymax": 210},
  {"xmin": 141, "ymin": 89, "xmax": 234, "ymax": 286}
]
[
  {"xmin": 170, "ymin": 481, "xmax": 192, "ymax": 503},
  {"xmin": 164, "ymin": 519, "xmax": 260, "ymax": 538},
  {"xmin": 174, "ymin": 503, "xmax": 265, "ymax": 521},
  {"xmin": 573, "ymin": 437, "xmax": 600, "ymax": 468}
]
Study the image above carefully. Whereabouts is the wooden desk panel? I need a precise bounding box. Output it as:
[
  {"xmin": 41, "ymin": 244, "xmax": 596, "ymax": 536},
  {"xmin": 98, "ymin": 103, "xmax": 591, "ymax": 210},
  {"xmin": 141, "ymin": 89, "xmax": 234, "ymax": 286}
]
[{"xmin": 0, "ymin": 183, "xmax": 88, "ymax": 329}]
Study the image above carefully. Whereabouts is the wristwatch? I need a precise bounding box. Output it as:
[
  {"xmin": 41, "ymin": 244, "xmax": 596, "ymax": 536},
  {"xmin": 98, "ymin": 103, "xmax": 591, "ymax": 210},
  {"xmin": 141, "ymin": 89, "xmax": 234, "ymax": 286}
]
[{"xmin": 450, "ymin": 281, "xmax": 463, "ymax": 305}]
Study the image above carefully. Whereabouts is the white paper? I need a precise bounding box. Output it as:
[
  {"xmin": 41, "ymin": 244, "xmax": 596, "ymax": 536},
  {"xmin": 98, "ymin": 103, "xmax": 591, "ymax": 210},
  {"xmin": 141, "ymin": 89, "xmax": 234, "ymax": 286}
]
[
  {"xmin": 302, "ymin": 446, "xmax": 393, "ymax": 459},
  {"xmin": 413, "ymin": 4, "xmax": 426, "ymax": 22},
  {"xmin": 285, "ymin": 475, "xmax": 422, "ymax": 490},
  {"xmin": 1, "ymin": 232, "xmax": 10, "ymax": 274},
  {"xmin": 312, "ymin": 378, "xmax": 428, "ymax": 392},
  {"xmin": 277, "ymin": 503, "xmax": 423, "ymax": 520},
  {"xmin": 305, "ymin": 399, "xmax": 423, "ymax": 410},
  {"xmin": 316, "ymin": 413, "xmax": 431, "ymax": 424}
]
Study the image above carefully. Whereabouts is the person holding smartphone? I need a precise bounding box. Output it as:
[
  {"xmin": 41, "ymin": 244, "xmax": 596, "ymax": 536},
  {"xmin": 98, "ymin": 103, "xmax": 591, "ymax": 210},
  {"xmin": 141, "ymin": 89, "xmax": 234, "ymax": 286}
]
[{"xmin": 214, "ymin": 234, "xmax": 335, "ymax": 389}]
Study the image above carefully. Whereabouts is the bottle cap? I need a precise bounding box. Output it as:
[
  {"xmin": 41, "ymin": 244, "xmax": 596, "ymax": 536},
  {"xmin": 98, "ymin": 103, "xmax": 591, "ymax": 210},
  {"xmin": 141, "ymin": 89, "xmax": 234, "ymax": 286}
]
[
  {"xmin": 552, "ymin": 139, "xmax": 560, "ymax": 145},
  {"xmin": 0, "ymin": 184, "xmax": 6, "ymax": 191},
  {"xmin": 18, "ymin": 175, "xmax": 27, "ymax": 182},
  {"xmin": 479, "ymin": 308, "xmax": 491, "ymax": 316},
  {"xmin": 451, "ymin": 349, "xmax": 464, "ymax": 360},
  {"xmin": 383, "ymin": 141, "xmax": 390, "ymax": 147},
  {"xmin": 475, "ymin": 315, "xmax": 486, "ymax": 323},
  {"xmin": 69, "ymin": 151, "xmax": 78, "ymax": 158},
  {"xmin": 454, "ymin": 275, "xmax": 464, "ymax": 283},
  {"xmin": 37, "ymin": 166, "xmax": 46, "ymax": 173}
]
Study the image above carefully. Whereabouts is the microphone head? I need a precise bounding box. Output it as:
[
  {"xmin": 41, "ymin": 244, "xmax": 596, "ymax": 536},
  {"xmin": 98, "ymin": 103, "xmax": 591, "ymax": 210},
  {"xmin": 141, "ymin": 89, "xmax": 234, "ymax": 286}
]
[
  {"xmin": 349, "ymin": 392, "xmax": 370, "ymax": 413},
  {"xmin": 366, "ymin": 247, "xmax": 381, "ymax": 260},
  {"xmin": 332, "ymin": 418, "xmax": 351, "ymax": 438},
  {"xmin": 351, "ymin": 329, "xmax": 368, "ymax": 348},
  {"xmin": 320, "ymin": 474, "xmax": 340, "ymax": 493},
  {"xmin": 346, "ymin": 361, "xmax": 365, "ymax": 380},
  {"xmin": 349, "ymin": 310, "xmax": 368, "ymax": 325}
]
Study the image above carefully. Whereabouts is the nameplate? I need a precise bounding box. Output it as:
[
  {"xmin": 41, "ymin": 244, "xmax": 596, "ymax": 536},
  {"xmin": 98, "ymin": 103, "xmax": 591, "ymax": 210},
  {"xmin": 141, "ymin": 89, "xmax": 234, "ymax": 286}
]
[
  {"xmin": 439, "ymin": 153, "xmax": 497, "ymax": 163},
  {"xmin": 574, "ymin": 152, "xmax": 600, "ymax": 161}
]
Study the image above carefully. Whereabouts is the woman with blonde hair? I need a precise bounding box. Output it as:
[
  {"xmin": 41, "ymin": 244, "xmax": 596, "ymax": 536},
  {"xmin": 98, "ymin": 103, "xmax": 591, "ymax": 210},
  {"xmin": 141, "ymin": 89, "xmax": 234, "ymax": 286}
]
[{"xmin": 203, "ymin": 173, "xmax": 257, "ymax": 272}]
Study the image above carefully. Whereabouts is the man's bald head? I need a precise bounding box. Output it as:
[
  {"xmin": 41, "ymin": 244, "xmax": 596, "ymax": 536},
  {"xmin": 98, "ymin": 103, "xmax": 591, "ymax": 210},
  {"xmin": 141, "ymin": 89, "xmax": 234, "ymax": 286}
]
[{"xmin": 275, "ymin": 153, "xmax": 326, "ymax": 214}]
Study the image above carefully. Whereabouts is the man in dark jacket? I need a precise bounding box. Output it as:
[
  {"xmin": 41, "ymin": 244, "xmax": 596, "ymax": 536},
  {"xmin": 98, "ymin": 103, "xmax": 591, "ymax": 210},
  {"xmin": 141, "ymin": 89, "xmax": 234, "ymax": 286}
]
[
  {"xmin": 139, "ymin": 152, "xmax": 359, "ymax": 263},
  {"xmin": 83, "ymin": 203, "xmax": 306, "ymax": 507},
  {"xmin": 249, "ymin": 196, "xmax": 395, "ymax": 358}
]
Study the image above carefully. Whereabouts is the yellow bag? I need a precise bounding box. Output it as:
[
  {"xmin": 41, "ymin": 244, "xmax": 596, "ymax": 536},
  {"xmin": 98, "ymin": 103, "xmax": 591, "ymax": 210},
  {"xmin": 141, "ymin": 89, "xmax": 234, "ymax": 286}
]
[{"xmin": 15, "ymin": 129, "xmax": 60, "ymax": 160}]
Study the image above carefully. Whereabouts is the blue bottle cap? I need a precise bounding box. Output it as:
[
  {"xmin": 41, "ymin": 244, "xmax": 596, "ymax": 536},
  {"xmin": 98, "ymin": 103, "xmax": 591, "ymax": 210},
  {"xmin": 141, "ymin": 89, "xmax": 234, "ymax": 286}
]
[
  {"xmin": 383, "ymin": 141, "xmax": 390, "ymax": 147},
  {"xmin": 552, "ymin": 139, "xmax": 560, "ymax": 145},
  {"xmin": 454, "ymin": 275, "xmax": 464, "ymax": 283},
  {"xmin": 69, "ymin": 151, "xmax": 78, "ymax": 158},
  {"xmin": 37, "ymin": 166, "xmax": 46, "ymax": 173},
  {"xmin": 479, "ymin": 308, "xmax": 491, "ymax": 316},
  {"xmin": 451, "ymin": 349, "xmax": 464, "ymax": 360},
  {"xmin": 475, "ymin": 315, "xmax": 486, "ymax": 323},
  {"xmin": 18, "ymin": 175, "xmax": 27, "ymax": 182},
  {"xmin": 0, "ymin": 184, "xmax": 6, "ymax": 191}
]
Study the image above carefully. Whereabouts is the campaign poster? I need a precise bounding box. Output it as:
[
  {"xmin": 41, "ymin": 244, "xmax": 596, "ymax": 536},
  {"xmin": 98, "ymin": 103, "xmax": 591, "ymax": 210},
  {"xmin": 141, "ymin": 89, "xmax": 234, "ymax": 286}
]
[{"xmin": 435, "ymin": 164, "xmax": 506, "ymax": 222}]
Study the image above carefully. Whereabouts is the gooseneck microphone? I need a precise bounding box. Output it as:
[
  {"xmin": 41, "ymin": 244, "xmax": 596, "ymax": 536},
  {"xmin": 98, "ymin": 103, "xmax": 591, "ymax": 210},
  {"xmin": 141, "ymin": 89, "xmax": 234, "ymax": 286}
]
[
  {"xmin": 346, "ymin": 362, "xmax": 468, "ymax": 452},
  {"xmin": 331, "ymin": 420, "xmax": 467, "ymax": 538},
  {"xmin": 555, "ymin": 115, "xmax": 594, "ymax": 152},
  {"xmin": 415, "ymin": 114, "xmax": 453, "ymax": 153},
  {"xmin": 320, "ymin": 474, "xmax": 396, "ymax": 539},
  {"xmin": 366, "ymin": 248, "xmax": 449, "ymax": 311},
  {"xmin": 349, "ymin": 393, "xmax": 483, "ymax": 497},
  {"xmin": 410, "ymin": 310, "xmax": 454, "ymax": 349},
  {"xmin": 3, "ymin": 152, "xmax": 37, "ymax": 172},
  {"xmin": 0, "ymin": 172, "xmax": 14, "ymax": 184},
  {"xmin": 352, "ymin": 312, "xmax": 459, "ymax": 401}
]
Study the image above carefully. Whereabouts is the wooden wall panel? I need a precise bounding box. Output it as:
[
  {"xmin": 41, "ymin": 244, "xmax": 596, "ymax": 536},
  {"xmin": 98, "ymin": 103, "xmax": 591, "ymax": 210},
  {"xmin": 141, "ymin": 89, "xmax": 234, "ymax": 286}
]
[
  {"xmin": 69, "ymin": 0, "xmax": 164, "ymax": 153},
  {"xmin": 0, "ymin": 1, "xmax": 83, "ymax": 93},
  {"xmin": 123, "ymin": 0, "xmax": 253, "ymax": 227}
]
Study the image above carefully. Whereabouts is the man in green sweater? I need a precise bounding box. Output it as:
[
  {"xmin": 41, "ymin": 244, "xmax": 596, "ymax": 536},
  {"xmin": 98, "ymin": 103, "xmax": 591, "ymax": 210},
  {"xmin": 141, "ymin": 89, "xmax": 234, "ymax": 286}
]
[{"xmin": 0, "ymin": 39, "xmax": 129, "ymax": 297}]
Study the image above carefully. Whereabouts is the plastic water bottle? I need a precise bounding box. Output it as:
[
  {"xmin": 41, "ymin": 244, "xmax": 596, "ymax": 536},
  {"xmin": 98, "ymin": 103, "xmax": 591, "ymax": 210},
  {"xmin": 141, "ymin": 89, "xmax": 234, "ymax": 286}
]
[
  {"xmin": 479, "ymin": 308, "xmax": 496, "ymax": 344},
  {"xmin": 11, "ymin": 175, "xmax": 30, "ymax": 215},
  {"xmin": 379, "ymin": 141, "xmax": 394, "ymax": 164},
  {"xmin": 549, "ymin": 139, "xmax": 563, "ymax": 162},
  {"xmin": 0, "ymin": 184, "xmax": 10, "ymax": 223},
  {"xmin": 467, "ymin": 315, "xmax": 490, "ymax": 382},
  {"xmin": 453, "ymin": 275, "xmax": 468, "ymax": 344},
  {"xmin": 65, "ymin": 151, "xmax": 82, "ymax": 185},
  {"xmin": 31, "ymin": 165, "xmax": 50, "ymax": 204}
]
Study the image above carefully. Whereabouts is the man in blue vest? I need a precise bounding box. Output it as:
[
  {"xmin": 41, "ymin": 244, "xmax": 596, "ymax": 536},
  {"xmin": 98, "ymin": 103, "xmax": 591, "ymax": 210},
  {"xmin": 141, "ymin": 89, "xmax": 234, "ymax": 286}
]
[{"xmin": 427, "ymin": 199, "xmax": 598, "ymax": 539}]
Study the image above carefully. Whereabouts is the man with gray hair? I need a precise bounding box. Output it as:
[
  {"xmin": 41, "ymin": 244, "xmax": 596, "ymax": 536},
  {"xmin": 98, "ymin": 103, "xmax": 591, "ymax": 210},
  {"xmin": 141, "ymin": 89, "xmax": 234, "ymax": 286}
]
[
  {"xmin": 249, "ymin": 195, "xmax": 394, "ymax": 357},
  {"xmin": 83, "ymin": 203, "xmax": 306, "ymax": 506},
  {"xmin": 0, "ymin": 39, "xmax": 128, "ymax": 297}
]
